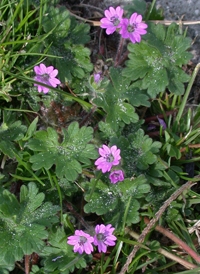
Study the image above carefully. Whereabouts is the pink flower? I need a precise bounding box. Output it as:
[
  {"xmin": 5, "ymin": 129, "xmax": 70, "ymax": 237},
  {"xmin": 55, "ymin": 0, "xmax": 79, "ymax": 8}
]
[
  {"xmin": 94, "ymin": 224, "xmax": 117, "ymax": 253},
  {"xmin": 95, "ymin": 145, "xmax": 121, "ymax": 173},
  {"xmin": 34, "ymin": 63, "xmax": 61, "ymax": 94},
  {"xmin": 67, "ymin": 230, "xmax": 94, "ymax": 255},
  {"xmin": 109, "ymin": 170, "xmax": 124, "ymax": 184},
  {"xmin": 100, "ymin": 6, "xmax": 123, "ymax": 35},
  {"xmin": 94, "ymin": 73, "xmax": 101, "ymax": 83},
  {"xmin": 119, "ymin": 13, "xmax": 147, "ymax": 43}
]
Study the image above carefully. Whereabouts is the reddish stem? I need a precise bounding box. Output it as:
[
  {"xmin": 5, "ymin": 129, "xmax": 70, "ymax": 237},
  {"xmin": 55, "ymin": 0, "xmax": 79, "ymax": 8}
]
[
  {"xmin": 25, "ymin": 255, "xmax": 31, "ymax": 274},
  {"xmin": 114, "ymin": 37, "xmax": 125, "ymax": 68},
  {"xmin": 147, "ymin": 130, "xmax": 165, "ymax": 137},
  {"xmin": 117, "ymin": 50, "xmax": 130, "ymax": 66},
  {"xmin": 143, "ymin": 217, "xmax": 200, "ymax": 264},
  {"xmin": 180, "ymin": 144, "xmax": 200, "ymax": 152},
  {"xmin": 63, "ymin": 200, "xmax": 90, "ymax": 229},
  {"xmin": 145, "ymin": 110, "xmax": 177, "ymax": 123}
]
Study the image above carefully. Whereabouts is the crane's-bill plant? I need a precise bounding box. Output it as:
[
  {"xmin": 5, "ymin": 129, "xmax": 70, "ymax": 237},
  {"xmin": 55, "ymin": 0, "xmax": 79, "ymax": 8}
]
[
  {"xmin": 123, "ymin": 23, "xmax": 193, "ymax": 98},
  {"xmin": 0, "ymin": 182, "xmax": 59, "ymax": 269},
  {"xmin": 1, "ymin": 0, "xmax": 200, "ymax": 273}
]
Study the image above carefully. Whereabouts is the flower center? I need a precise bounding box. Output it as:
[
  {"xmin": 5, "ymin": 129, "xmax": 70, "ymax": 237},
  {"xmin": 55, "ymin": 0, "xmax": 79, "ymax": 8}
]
[
  {"xmin": 79, "ymin": 236, "xmax": 87, "ymax": 246},
  {"xmin": 110, "ymin": 16, "xmax": 120, "ymax": 26},
  {"xmin": 41, "ymin": 73, "xmax": 50, "ymax": 82},
  {"xmin": 127, "ymin": 23, "xmax": 137, "ymax": 33},
  {"xmin": 97, "ymin": 233, "xmax": 106, "ymax": 242},
  {"xmin": 105, "ymin": 153, "xmax": 114, "ymax": 163}
]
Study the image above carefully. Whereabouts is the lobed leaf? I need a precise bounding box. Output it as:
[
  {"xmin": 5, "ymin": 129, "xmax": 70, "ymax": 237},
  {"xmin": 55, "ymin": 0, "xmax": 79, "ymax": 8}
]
[
  {"xmin": 93, "ymin": 68, "xmax": 139, "ymax": 131},
  {"xmin": 84, "ymin": 176, "xmax": 150, "ymax": 231},
  {"xmin": 123, "ymin": 23, "xmax": 192, "ymax": 98},
  {"xmin": 0, "ymin": 182, "xmax": 59, "ymax": 265},
  {"xmin": 27, "ymin": 122, "xmax": 98, "ymax": 181}
]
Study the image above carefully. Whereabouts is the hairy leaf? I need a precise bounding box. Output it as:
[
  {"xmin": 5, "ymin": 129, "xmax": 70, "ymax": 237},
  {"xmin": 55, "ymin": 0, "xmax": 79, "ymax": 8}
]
[
  {"xmin": 27, "ymin": 122, "xmax": 98, "ymax": 181},
  {"xmin": 84, "ymin": 176, "xmax": 150, "ymax": 231},
  {"xmin": 42, "ymin": 7, "xmax": 92, "ymax": 82},
  {"xmin": 123, "ymin": 23, "xmax": 192, "ymax": 97},
  {"xmin": 93, "ymin": 68, "xmax": 139, "ymax": 131},
  {"xmin": 0, "ymin": 116, "xmax": 26, "ymax": 158},
  {"xmin": 0, "ymin": 182, "xmax": 59, "ymax": 265}
]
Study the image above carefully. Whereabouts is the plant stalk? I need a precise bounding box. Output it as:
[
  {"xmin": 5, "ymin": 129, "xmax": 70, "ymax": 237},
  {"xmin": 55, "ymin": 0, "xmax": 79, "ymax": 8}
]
[
  {"xmin": 114, "ymin": 37, "xmax": 124, "ymax": 68},
  {"xmin": 143, "ymin": 217, "xmax": 200, "ymax": 264},
  {"xmin": 125, "ymin": 228, "xmax": 198, "ymax": 270},
  {"xmin": 175, "ymin": 63, "xmax": 200, "ymax": 125}
]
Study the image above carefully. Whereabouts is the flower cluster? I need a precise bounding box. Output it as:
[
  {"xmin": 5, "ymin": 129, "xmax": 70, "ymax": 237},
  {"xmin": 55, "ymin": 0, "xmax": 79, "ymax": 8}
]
[
  {"xmin": 67, "ymin": 224, "xmax": 117, "ymax": 254},
  {"xmin": 95, "ymin": 144, "xmax": 124, "ymax": 184},
  {"xmin": 34, "ymin": 63, "xmax": 61, "ymax": 94},
  {"xmin": 100, "ymin": 6, "xmax": 147, "ymax": 44}
]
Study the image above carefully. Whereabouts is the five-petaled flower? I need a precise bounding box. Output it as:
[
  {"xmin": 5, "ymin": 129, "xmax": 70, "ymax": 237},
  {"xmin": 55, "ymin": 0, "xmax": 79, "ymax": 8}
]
[
  {"xmin": 109, "ymin": 170, "xmax": 124, "ymax": 184},
  {"xmin": 95, "ymin": 145, "xmax": 121, "ymax": 173},
  {"xmin": 67, "ymin": 230, "xmax": 94, "ymax": 255},
  {"xmin": 34, "ymin": 63, "xmax": 61, "ymax": 94},
  {"xmin": 119, "ymin": 13, "xmax": 147, "ymax": 43},
  {"xmin": 100, "ymin": 6, "xmax": 124, "ymax": 35},
  {"xmin": 94, "ymin": 224, "xmax": 117, "ymax": 253}
]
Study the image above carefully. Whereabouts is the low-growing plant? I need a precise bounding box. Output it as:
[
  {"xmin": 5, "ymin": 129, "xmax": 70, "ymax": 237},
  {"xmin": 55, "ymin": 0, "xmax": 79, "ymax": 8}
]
[{"xmin": 0, "ymin": 0, "xmax": 200, "ymax": 273}]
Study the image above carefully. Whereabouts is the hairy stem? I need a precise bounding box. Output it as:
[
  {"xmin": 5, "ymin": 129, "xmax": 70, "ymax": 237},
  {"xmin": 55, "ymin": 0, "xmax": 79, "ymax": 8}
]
[
  {"xmin": 114, "ymin": 37, "xmax": 125, "ymax": 68},
  {"xmin": 25, "ymin": 255, "xmax": 31, "ymax": 274}
]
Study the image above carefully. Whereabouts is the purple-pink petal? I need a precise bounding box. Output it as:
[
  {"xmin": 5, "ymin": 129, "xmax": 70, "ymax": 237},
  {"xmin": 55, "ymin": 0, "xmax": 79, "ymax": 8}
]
[
  {"xmin": 34, "ymin": 66, "xmax": 41, "ymax": 75},
  {"xmin": 95, "ymin": 144, "xmax": 121, "ymax": 173},
  {"xmin": 136, "ymin": 14, "xmax": 142, "ymax": 23},
  {"xmin": 130, "ymin": 12, "xmax": 137, "ymax": 24},
  {"xmin": 94, "ymin": 224, "xmax": 117, "ymax": 253},
  {"xmin": 109, "ymin": 170, "xmax": 124, "ymax": 184},
  {"xmin": 33, "ymin": 63, "xmax": 61, "ymax": 94},
  {"xmin": 67, "ymin": 230, "xmax": 94, "ymax": 255},
  {"xmin": 100, "ymin": 6, "xmax": 123, "ymax": 35}
]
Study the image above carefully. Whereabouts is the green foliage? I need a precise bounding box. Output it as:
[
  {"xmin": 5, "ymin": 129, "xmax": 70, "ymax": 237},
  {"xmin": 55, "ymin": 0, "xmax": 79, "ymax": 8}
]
[
  {"xmin": 84, "ymin": 175, "xmax": 150, "ymax": 231},
  {"xmin": 123, "ymin": 23, "xmax": 192, "ymax": 98},
  {"xmin": 0, "ymin": 182, "xmax": 59, "ymax": 265},
  {"xmin": 0, "ymin": 111, "xmax": 27, "ymax": 158},
  {"xmin": 93, "ymin": 68, "xmax": 150, "ymax": 131},
  {"xmin": 124, "ymin": 0, "xmax": 164, "ymax": 20},
  {"xmin": 27, "ymin": 122, "xmax": 98, "ymax": 181},
  {"xmin": 111, "ymin": 129, "xmax": 162, "ymax": 177},
  {"xmin": 42, "ymin": 7, "xmax": 93, "ymax": 82},
  {"xmin": 40, "ymin": 227, "xmax": 91, "ymax": 273},
  {"xmin": 124, "ymin": 0, "xmax": 147, "ymax": 17}
]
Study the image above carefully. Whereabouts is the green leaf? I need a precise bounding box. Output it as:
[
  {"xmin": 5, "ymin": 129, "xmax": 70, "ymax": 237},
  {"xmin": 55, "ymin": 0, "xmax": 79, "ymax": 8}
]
[
  {"xmin": 122, "ymin": 85, "xmax": 150, "ymax": 107},
  {"xmin": 109, "ymin": 130, "xmax": 165, "ymax": 187},
  {"xmin": 41, "ymin": 228, "xmax": 90, "ymax": 273},
  {"xmin": 0, "ymin": 182, "xmax": 59, "ymax": 265},
  {"xmin": 42, "ymin": 7, "xmax": 93, "ymax": 82},
  {"xmin": 123, "ymin": 23, "xmax": 192, "ymax": 98},
  {"xmin": 42, "ymin": 6, "xmax": 70, "ymax": 39},
  {"xmin": 22, "ymin": 116, "xmax": 38, "ymax": 141},
  {"xmin": 0, "ymin": 116, "xmax": 27, "ymax": 158},
  {"xmin": 93, "ymin": 68, "xmax": 139, "ymax": 131},
  {"xmin": 149, "ymin": 240, "xmax": 161, "ymax": 251},
  {"xmin": 27, "ymin": 122, "xmax": 98, "ymax": 181},
  {"xmin": 124, "ymin": 0, "xmax": 147, "ymax": 17},
  {"xmin": 84, "ymin": 176, "xmax": 150, "ymax": 231}
]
